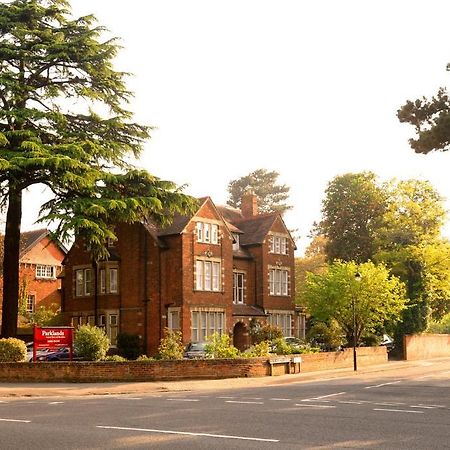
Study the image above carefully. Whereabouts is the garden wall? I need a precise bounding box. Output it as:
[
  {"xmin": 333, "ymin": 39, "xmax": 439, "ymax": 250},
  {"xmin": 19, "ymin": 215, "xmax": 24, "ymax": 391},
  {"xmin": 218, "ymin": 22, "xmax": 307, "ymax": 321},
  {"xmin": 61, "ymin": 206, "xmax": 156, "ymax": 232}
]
[
  {"xmin": 0, "ymin": 346, "xmax": 388, "ymax": 382},
  {"xmin": 404, "ymin": 334, "xmax": 450, "ymax": 360}
]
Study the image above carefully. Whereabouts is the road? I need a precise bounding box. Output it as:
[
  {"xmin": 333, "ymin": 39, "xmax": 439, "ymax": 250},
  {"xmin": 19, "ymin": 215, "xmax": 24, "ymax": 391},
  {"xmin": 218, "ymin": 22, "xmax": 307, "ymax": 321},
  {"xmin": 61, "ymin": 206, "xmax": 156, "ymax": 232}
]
[{"xmin": 0, "ymin": 359, "xmax": 449, "ymax": 449}]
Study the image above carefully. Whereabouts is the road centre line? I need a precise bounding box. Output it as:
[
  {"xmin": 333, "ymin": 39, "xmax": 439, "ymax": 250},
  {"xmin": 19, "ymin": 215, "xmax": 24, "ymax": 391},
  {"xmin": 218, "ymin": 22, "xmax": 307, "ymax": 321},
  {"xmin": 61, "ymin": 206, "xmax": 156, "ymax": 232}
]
[
  {"xmin": 338, "ymin": 401, "xmax": 362, "ymax": 405},
  {"xmin": 48, "ymin": 402, "xmax": 64, "ymax": 405},
  {"xmin": 309, "ymin": 392, "xmax": 346, "ymax": 400},
  {"xmin": 225, "ymin": 400, "xmax": 264, "ymax": 405},
  {"xmin": 270, "ymin": 398, "xmax": 291, "ymax": 401},
  {"xmin": 295, "ymin": 404, "xmax": 336, "ymax": 409},
  {"xmin": 373, "ymin": 408, "xmax": 424, "ymax": 414},
  {"xmin": 242, "ymin": 397, "xmax": 263, "ymax": 400},
  {"xmin": 0, "ymin": 418, "xmax": 31, "ymax": 423},
  {"xmin": 167, "ymin": 398, "xmax": 199, "ymax": 402},
  {"xmin": 302, "ymin": 399, "xmax": 330, "ymax": 403},
  {"xmin": 97, "ymin": 425, "xmax": 279, "ymax": 442},
  {"xmin": 365, "ymin": 381, "xmax": 401, "ymax": 389},
  {"xmin": 374, "ymin": 402, "xmax": 406, "ymax": 406},
  {"xmin": 217, "ymin": 396, "xmax": 235, "ymax": 399},
  {"xmin": 410, "ymin": 405, "xmax": 438, "ymax": 409}
]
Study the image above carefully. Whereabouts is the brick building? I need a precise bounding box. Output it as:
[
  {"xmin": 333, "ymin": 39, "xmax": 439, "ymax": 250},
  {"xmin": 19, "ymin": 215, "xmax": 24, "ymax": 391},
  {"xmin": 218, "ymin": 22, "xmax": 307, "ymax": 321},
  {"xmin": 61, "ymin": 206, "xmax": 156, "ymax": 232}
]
[
  {"xmin": 0, "ymin": 229, "xmax": 66, "ymax": 320},
  {"xmin": 62, "ymin": 193, "xmax": 302, "ymax": 354}
]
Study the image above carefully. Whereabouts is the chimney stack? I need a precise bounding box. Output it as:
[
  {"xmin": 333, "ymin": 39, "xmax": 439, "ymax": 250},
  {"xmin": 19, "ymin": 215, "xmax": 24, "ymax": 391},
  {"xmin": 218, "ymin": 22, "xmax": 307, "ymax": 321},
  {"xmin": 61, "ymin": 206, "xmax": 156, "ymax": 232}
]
[{"xmin": 241, "ymin": 191, "xmax": 258, "ymax": 218}]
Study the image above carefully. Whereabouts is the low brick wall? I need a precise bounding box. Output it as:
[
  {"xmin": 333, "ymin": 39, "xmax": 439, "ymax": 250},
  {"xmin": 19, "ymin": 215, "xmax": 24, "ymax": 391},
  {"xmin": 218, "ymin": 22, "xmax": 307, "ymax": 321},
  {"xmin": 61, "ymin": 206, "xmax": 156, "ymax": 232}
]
[
  {"xmin": 404, "ymin": 334, "xmax": 450, "ymax": 360},
  {"xmin": 0, "ymin": 347, "xmax": 388, "ymax": 383},
  {"xmin": 299, "ymin": 346, "xmax": 387, "ymax": 372}
]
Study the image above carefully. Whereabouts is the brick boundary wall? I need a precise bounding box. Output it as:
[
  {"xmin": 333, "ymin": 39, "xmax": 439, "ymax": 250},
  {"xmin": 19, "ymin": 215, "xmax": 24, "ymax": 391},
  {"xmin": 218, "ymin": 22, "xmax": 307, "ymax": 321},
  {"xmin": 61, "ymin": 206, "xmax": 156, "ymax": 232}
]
[
  {"xmin": 0, "ymin": 347, "xmax": 387, "ymax": 383},
  {"xmin": 404, "ymin": 334, "xmax": 450, "ymax": 361}
]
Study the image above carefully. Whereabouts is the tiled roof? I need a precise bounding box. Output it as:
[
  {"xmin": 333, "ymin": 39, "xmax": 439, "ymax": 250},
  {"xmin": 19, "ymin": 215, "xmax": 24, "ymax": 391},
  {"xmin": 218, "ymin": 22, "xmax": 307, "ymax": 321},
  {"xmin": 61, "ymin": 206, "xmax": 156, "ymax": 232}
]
[
  {"xmin": 232, "ymin": 213, "xmax": 278, "ymax": 246},
  {"xmin": 20, "ymin": 229, "xmax": 50, "ymax": 256},
  {"xmin": 232, "ymin": 304, "xmax": 267, "ymax": 317},
  {"xmin": 216, "ymin": 205, "xmax": 243, "ymax": 223}
]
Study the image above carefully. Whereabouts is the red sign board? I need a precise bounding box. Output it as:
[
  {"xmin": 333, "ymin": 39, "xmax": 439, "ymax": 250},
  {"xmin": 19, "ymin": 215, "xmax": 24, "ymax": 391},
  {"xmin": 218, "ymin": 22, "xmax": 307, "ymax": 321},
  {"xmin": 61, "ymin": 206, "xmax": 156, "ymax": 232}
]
[{"xmin": 33, "ymin": 326, "xmax": 74, "ymax": 362}]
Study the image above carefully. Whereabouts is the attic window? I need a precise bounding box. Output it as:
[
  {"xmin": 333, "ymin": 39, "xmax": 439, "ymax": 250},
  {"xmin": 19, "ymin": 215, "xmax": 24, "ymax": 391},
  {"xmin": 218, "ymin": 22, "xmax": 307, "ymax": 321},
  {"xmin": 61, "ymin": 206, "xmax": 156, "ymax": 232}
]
[
  {"xmin": 36, "ymin": 264, "xmax": 56, "ymax": 279},
  {"xmin": 196, "ymin": 222, "xmax": 219, "ymax": 245},
  {"xmin": 270, "ymin": 236, "xmax": 288, "ymax": 255}
]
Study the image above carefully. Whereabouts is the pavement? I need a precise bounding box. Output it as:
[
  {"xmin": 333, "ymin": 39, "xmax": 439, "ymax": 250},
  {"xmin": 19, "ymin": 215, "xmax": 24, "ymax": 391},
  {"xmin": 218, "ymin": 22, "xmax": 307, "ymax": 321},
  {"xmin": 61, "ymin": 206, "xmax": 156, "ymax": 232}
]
[{"xmin": 1, "ymin": 357, "xmax": 449, "ymax": 399}]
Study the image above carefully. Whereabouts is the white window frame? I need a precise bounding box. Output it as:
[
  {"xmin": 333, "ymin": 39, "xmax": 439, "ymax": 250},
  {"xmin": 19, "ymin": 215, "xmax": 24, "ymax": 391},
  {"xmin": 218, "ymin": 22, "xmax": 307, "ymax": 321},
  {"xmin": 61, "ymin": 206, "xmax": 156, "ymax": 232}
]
[
  {"xmin": 269, "ymin": 235, "xmax": 288, "ymax": 255},
  {"xmin": 196, "ymin": 221, "xmax": 220, "ymax": 245},
  {"xmin": 233, "ymin": 272, "xmax": 245, "ymax": 304},
  {"xmin": 196, "ymin": 222, "xmax": 203, "ymax": 242},
  {"xmin": 75, "ymin": 268, "xmax": 93, "ymax": 297},
  {"xmin": 36, "ymin": 264, "xmax": 56, "ymax": 279},
  {"xmin": 168, "ymin": 308, "xmax": 180, "ymax": 330},
  {"xmin": 99, "ymin": 268, "xmax": 106, "ymax": 294},
  {"xmin": 232, "ymin": 233, "xmax": 240, "ymax": 251},
  {"xmin": 26, "ymin": 294, "xmax": 35, "ymax": 314},
  {"xmin": 195, "ymin": 260, "xmax": 221, "ymax": 291},
  {"xmin": 109, "ymin": 268, "xmax": 118, "ymax": 293},
  {"xmin": 268, "ymin": 312, "xmax": 293, "ymax": 337},
  {"xmin": 190, "ymin": 310, "xmax": 225, "ymax": 343},
  {"xmin": 269, "ymin": 268, "xmax": 289, "ymax": 296}
]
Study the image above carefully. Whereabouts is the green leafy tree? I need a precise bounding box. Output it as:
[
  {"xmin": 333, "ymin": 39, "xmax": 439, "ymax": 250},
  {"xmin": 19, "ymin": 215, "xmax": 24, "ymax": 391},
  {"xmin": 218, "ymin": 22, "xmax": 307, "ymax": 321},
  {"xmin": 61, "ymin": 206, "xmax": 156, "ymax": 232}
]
[
  {"xmin": 0, "ymin": 0, "xmax": 194, "ymax": 337},
  {"xmin": 303, "ymin": 261, "xmax": 406, "ymax": 346},
  {"xmin": 227, "ymin": 168, "xmax": 292, "ymax": 214},
  {"xmin": 318, "ymin": 172, "xmax": 386, "ymax": 263}
]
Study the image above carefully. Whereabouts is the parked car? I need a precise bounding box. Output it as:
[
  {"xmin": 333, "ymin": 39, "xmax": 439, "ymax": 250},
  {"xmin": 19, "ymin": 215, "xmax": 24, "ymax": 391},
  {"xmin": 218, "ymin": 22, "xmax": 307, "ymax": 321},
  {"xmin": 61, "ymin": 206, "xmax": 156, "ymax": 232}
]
[
  {"xmin": 183, "ymin": 342, "xmax": 207, "ymax": 359},
  {"xmin": 26, "ymin": 342, "xmax": 50, "ymax": 362},
  {"xmin": 36, "ymin": 347, "xmax": 80, "ymax": 361}
]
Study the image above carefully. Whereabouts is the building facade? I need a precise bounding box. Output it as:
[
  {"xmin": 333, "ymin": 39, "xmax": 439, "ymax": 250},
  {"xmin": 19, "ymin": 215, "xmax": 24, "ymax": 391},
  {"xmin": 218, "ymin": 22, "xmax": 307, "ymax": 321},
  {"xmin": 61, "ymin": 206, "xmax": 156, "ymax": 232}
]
[{"xmin": 62, "ymin": 193, "xmax": 301, "ymax": 354}]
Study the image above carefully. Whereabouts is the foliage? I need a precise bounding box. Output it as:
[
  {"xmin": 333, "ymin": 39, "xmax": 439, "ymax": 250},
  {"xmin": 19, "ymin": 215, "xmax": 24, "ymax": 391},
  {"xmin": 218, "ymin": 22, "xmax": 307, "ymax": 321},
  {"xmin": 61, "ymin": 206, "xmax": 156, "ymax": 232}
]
[
  {"xmin": 136, "ymin": 355, "xmax": 154, "ymax": 362},
  {"xmin": 245, "ymin": 341, "xmax": 271, "ymax": 357},
  {"xmin": 74, "ymin": 325, "xmax": 109, "ymax": 361},
  {"xmin": 303, "ymin": 261, "xmax": 406, "ymax": 346},
  {"xmin": 307, "ymin": 320, "xmax": 344, "ymax": 351},
  {"xmin": 117, "ymin": 332, "xmax": 142, "ymax": 360},
  {"xmin": 0, "ymin": 0, "xmax": 195, "ymax": 338},
  {"xmin": 250, "ymin": 323, "xmax": 283, "ymax": 344},
  {"xmin": 0, "ymin": 338, "xmax": 27, "ymax": 362},
  {"xmin": 318, "ymin": 172, "xmax": 386, "ymax": 263},
  {"xmin": 270, "ymin": 338, "xmax": 292, "ymax": 355},
  {"xmin": 426, "ymin": 313, "xmax": 450, "ymax": 334},
  {"xmin": 26, "ymin": 304, "xmax": 63, "ymax": 327},
  {"xmin": 205, "ymin": 333, "xmax": 240, "ymax": 358},
  {"xmin": 102, "ymin": 355, "xmax": 127, "ymax": 362},
  {"xmin": 227, "ymin": 168, "xmax": 292, "ymax": 214},
  {"xmin": 157, "ymin": 329, "xmax": 184, "ymax": 360},
  {"xmin": 397, "ymin": 80, "xmax": 450, "ymax": 154}
]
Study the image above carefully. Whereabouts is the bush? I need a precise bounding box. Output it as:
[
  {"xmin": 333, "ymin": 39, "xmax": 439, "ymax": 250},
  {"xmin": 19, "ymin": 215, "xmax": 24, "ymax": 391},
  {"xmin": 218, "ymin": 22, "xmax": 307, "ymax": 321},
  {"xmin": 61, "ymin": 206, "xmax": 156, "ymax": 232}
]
[
  {"xmin": 205, "ymin": 333, "xmax": 240, "ymax": 358},
  {"xmin": 0, "ymin": 338, "xmax": 27, "ymax": 362},
  {"xmin": 117, "ymin": 332, "xmax": 142, "ymax": 360},
  {"xmin": 158, "ymin": 329, "xmax": 184, "ymax": 360},
  {"xmin": 245, "ymin": 341, "xmax": 271, "ymax": 357},
  {"xmin": 307, "ymin": 320, "xmax": 344, "ymax": 351},
  {"xmin": 74, "ymin": 325, "xmax": 110, "ymax": 361},
  {"xmin": 271, "ymin": 338, "xmax": 292, "ymax": 355},
  {"xmin": 427, "ymin": 313, "xmax": 450, "ymax": 334},
  {"xmin": 250, "ymin": 323, "xmax": 283, "ymax": 344},
  {"xmin": 102, "ymin": 355, "xmax": 127, "ymax": 362},
  {"xmin": 136, "ymin": 354, "xmax": 154, "ymax": 362}
]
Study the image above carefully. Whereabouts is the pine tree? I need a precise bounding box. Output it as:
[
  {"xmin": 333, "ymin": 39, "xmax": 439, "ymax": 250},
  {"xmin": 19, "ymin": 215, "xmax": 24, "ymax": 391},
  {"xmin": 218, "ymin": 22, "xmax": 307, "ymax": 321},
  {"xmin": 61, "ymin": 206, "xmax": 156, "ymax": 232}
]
[{"xmin": 0, "ymin": 0, "xmax": 194, "ymax": 337}]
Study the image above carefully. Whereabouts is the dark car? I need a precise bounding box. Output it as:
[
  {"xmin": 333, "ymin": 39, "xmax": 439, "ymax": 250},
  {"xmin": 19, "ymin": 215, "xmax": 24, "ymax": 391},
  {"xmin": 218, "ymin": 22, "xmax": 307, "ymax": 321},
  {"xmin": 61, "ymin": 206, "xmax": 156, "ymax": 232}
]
[{"xmin": 183, "ymin": 342, "xmax": 207, "ymax": 359}]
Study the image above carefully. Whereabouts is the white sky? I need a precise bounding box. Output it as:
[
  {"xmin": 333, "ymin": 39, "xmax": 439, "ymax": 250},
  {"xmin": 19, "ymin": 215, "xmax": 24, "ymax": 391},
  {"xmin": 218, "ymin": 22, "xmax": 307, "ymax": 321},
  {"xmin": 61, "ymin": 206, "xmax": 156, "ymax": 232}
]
[{"xmin": 21, "ymin": 0, "xmax": 450, "ymax": 254}]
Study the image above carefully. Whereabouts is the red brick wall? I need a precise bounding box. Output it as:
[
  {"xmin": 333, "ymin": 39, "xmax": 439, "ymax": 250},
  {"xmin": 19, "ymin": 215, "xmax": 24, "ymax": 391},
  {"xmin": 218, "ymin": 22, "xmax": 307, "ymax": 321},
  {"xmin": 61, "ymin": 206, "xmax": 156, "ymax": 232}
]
[{"xmin": 404, "ymin": 334, "xmax": 450, "ymax": 360}]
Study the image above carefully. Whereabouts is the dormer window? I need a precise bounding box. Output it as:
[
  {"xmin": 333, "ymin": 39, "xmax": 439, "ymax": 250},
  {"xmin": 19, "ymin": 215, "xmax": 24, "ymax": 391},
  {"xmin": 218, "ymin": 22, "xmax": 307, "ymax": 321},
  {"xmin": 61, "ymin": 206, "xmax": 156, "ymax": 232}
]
[
  {"xmin": 270, "ymin": 235, "xmax": 288, "ymax": 255},
  {"xmin": 196, "ymin": 222, "xmax": 219, "ymax": 244},
  {"xmin": 232, "ymin": 233, "xmax": 240, "ymax": 251}
]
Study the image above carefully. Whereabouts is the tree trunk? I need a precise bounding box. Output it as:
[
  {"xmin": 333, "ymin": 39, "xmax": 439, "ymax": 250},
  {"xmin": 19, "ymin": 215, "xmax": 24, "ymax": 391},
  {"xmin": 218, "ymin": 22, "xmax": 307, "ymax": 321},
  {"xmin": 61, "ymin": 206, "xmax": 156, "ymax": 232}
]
[{"xmin": 1, "ymin": 188, "xmax": 22, "ymax": 338}]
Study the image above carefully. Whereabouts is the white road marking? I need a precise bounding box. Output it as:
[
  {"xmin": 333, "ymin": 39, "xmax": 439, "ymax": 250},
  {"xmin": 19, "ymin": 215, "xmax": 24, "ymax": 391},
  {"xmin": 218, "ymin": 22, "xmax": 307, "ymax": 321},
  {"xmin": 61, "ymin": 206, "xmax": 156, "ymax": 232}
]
[
  {"xmin": 373, "ymin": 408, "xmax": 424, "ymax": 414},
  {"xmin": 410, "ymin": 405, "xmax": 437, "ymax": 409},
  {"xmin": 225, "ymin": 400, "xmax": 264, "ymax": 405},
  {"xmin": 48, "ymin": 402, "xmax": 64, "ymax": 405},
  {"xmin": 97, "ymin": 425, "xmax": 279, "ymax": 442},
  {"xmin": 270, "ymin": 398, "xmax": 291, "ymax": 401},
  {"xmin": 301, "ymin": 399, "xmax": 330, "ymax": 403},
  {"xmin": 309, "ymin": 392, "xmax": 346, "ymax": 400},
  {"xmin": 0, "ymin": 418, "xmax": 31, "ymax": 423},
  {"xmin": 374, "ymin": 402, "xmax": 405, "ymax": 406},
  {"xmin": 116, "ymin": 397, "xmax": 142, "ymax": 400},
  {"xmin": 167, "ymin": 398, "xmax": 199, "ymax": 402},
  {"xmin": 217, "ymin": 396, "xmax": 235, "ymax": 399},
  {"xmin": 339, "ymin": 401, "xmax": 362, "ymax": 405},
  {"xmin": 242, "ymin": 397, "xmax": 262, "ymax": 400},
  {"xmin": 295, "ymin": 404, "xmax": 336, "ymax": 409},
  {"xmin": 365, "ymin": 381, "xmax": 401, "ymax": 389}
]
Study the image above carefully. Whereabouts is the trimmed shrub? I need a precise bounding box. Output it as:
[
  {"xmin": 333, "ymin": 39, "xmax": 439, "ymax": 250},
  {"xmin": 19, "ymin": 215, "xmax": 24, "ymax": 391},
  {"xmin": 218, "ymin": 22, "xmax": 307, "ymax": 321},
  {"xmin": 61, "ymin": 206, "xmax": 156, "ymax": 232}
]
[
  {"xmin": 205, "ymin": 333, "xmax": 240, "ymax": 358},
  {"xmin": 271, "ymin": 337, "xmax": 292, "ymax": 355},
  {"xmin": 136, "ymin": 355, "xmax": 154, "ymax": 362},
  {"xmin": 117, "ymin": 332, "xmax": 142, "ymax": 360},
  {"xmin": 102, "ymin": 355, "xmax": 127, "ymax": 362},
  {"xmin": 158, "ymin": 329, "xmax": 184, "ymax": 360},
  {"xmin": 74, "ymin": 325, "xmax": 110, "ymax": 361},
  {"xmin": 246, "ymin": 341, "xmax": 271, "ymax": 357},
  {"xmin": 0, "ymin": 338, "xmax": 27, "ymax": 362}
]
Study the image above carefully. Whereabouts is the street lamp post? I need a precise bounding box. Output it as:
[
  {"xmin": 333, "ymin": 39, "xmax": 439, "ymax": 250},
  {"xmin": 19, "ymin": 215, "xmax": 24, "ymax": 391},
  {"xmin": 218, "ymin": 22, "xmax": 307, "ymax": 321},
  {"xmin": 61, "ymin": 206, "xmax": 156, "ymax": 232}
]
[{"xmin": 353, "ymin": 272, "xmax": 361, "ymax": 371}]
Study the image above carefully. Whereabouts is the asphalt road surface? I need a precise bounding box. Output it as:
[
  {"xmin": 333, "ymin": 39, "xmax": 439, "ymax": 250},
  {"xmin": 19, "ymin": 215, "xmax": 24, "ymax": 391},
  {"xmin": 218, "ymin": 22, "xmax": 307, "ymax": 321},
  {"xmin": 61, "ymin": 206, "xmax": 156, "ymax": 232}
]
[{"xmin": 1, "ymin": 360, "xmax": 449, "ymax": 449}]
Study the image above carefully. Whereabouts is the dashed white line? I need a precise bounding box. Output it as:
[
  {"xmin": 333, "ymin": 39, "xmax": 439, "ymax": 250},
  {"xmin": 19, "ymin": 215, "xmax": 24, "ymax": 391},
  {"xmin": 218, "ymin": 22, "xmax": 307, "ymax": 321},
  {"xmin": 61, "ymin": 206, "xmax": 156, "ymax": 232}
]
[
  {"xmin": 365, "ymin": 381, "xmax": 401, "ymax": 389},
  {"xmin": 225, "ymin": 400, "xmax": 264, "ymax": 405},
  {"xmin": 295, "ymin": 404, "xmax": 336, "ymax": 409},
  {"xmin": 217, "ymin": 396, "xmax": 235, "ymax": 399},
  {"xmin": 339, "ymin": 401, "xmax": 362, "ymax": 405},
  {"xmin": 48, "ymin": 401, "xmax": 64, "ymax": 405},
  {"xmin": 373, "ymin": 408, "xmax": 424, "ymax": 414},
  {"xmin": 0, "ymin": 418, "xmax": 31, "ymax": 423},
  {"xmin": 167, "ymin": 398, "xmax": 199, "ymax": 402},
  {"xmin": 270, "ymin": 398, "xmax": 291, "ymax": 401},
  {"xmin": 97, "ymin": 425, "xmax": 279, "ymax": 442},
  {"xmin": 308, "ymin": 392, "xmax": 346, "ymax": 400},
  {"xmin": 410, "ymin": 405, "xmax": 437, "ymax": 409}
]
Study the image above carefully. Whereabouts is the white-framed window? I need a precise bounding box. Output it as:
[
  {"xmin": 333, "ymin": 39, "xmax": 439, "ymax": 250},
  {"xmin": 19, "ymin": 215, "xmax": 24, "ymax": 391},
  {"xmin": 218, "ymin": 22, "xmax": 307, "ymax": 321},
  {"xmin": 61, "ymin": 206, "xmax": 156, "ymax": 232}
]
[
  {"xmin": 232, "ymin": 233, "xmax": 240, "ymax": 251},
  {"xmin": 99, "ymin": 269, "xmax": 106, "ymax": 294},
  {"xmin": 233, "ymin": 272, "xmax": 245, "ymax": 304},
  {"xmin": 98, "ymin": 314, "xmax": 106, "ymax": 328},
  {"xmin": 268, "ymin": 312, "xmax": 293, "ymax": 337},
  {"xmin": 109, "ymin": 268, "xmax": 118, "ymax": 293},
  {"xmin": 190, "ymin": 310, "xmax": 224, "ymax": 342},
  {"xmin": 26, "ymin": 294, "xmax": 35, "ymax": 314},
  {"xmin": 196, "ymin": 222, "xmax": 219, "ymax": 244},
  {"xmin": 36, "ymin": 264, "xmax": 56, "ymax": 279},
  {"xmin": 195, "ymin": 260, "xmax": 221, "ymax": 291},
  {"xmin": 168, "ymin": 308, "xmax": 180, "ymax": 330},
  {"xmin": 270, "ymin": 235, "xmax": 288, "ymax": 255},
  {"xmin": 75, "ymin": 268, "xmax": 92, "ymax": 297},
  {"xmin": 269, "ymin": 268, "xmax": 289, "ymax": 296}
]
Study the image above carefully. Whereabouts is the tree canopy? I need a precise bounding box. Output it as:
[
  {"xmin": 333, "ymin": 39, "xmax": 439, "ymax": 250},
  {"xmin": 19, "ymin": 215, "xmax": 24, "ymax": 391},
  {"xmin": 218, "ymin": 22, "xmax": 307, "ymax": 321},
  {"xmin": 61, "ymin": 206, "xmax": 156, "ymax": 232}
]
[
  {"xmin": 0, "ymin": 0, "xmax": 194, "ymax": 337},
  {"xmin": 303, "ymin": 260, "xmax": 406, "ymax": 345},
  {"xmin": 317, "ymin": 172, "xmax": 386, "ymax": 263},
  {"xmin": 227, "ymin": 168, "xmax": 292, "ymax": 214}
]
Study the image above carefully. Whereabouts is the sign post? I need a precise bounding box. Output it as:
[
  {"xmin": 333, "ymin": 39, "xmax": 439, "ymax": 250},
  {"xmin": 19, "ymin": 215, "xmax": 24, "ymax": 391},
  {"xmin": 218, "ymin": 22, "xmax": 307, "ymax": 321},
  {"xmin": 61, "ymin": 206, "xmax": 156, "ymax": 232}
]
[{"xmin": 33, "ymin": 326, "xmax": 74, "ymax": 362}]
